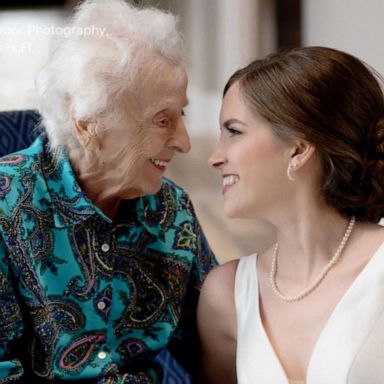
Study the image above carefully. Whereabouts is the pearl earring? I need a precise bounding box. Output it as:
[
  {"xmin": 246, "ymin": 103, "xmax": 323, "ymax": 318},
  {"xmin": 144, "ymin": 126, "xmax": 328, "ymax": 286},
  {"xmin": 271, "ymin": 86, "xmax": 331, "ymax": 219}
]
[{"xmin": 287, "ymin": 161, "xmax": 297, "ymax": 181}]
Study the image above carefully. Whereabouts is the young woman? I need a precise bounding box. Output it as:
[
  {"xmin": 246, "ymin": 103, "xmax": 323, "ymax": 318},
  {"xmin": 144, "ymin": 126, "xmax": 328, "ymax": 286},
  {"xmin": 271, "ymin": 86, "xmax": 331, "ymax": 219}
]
[{"xmin": 198, "ymin": 46, "xmax": 384, "ymax": 384}]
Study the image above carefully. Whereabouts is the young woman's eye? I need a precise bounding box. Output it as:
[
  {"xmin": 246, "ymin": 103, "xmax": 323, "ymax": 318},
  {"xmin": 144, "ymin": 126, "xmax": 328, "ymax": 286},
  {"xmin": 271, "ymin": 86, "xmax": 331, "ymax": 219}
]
[
  {"xmin": 181, "ymin": 109, "xmax": 186, "ymax": 117},
  {"xmin": 226, "ymin": 127, "xmax": 241, "ymax": 137}
]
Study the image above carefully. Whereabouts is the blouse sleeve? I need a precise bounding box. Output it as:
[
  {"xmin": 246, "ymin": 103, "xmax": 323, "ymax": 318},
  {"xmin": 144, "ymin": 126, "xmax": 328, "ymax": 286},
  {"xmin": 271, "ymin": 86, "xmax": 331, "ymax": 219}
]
[
  {"xmin": 0, "ymin": 237, "xmax": 25, "ymax": 383},
  {"xmin": 168, "ymin": 206, "xmax": 218, "ymax": 379}
]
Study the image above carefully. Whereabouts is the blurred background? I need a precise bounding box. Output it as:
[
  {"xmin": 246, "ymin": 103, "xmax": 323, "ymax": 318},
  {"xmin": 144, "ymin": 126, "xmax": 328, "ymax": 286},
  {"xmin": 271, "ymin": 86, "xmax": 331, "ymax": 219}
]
[{"xmin": 1, "ymin": 0, "xmax": 384, "ymax": 262}]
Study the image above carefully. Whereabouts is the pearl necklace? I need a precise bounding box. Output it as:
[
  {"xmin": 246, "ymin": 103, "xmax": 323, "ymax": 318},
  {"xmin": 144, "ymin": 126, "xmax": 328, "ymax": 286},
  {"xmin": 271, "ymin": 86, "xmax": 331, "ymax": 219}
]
[{"xmin": 270, "ymin": 216, "xmax": 356, "ymax": 302}]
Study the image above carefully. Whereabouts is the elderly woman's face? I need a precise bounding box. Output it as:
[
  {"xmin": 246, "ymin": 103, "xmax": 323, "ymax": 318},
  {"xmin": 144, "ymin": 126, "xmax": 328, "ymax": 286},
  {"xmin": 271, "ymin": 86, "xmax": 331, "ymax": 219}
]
[{"xmin": 95, "ymin": 62, "xmax": 190, "ymax": 199}]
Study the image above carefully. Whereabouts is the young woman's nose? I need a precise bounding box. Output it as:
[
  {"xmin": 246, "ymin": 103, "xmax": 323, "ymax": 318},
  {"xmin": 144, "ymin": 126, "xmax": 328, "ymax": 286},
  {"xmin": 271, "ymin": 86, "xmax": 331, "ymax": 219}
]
[{"xmin": 208, "ymin": 143, "xmax": 225, "ymax": 169}]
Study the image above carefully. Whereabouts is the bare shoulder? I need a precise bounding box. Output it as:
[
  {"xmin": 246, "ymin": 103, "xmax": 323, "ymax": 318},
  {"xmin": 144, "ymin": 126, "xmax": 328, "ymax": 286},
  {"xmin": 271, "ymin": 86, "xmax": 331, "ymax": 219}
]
[
  {"xmin": 199, "ymin": 259, "xmax": 239, "ymax": 316},
  {"xmin": 369, "ymin": 222, "xmax": 384, "ymax": 252},
  {"xmin": 197, "ymin": 259, "xmax": 239, "ymax": 384},
  {"xmin": 355, "ymin": 221, "xmax": 384, "ymax": 250},
  {"xmin": 202, "ymin": 259, "xmax": 239, "ymax": 294}
]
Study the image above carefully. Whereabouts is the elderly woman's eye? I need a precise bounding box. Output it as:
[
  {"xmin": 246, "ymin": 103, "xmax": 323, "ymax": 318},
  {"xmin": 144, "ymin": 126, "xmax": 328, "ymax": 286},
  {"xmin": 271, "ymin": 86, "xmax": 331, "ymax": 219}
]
[
  {"xmin": 158, "ymin": 118, "xmax": 169, "ymax": 127},
  {"xmin": 153, "ymin": 116, "xmax": 169, "ymax": 128}
]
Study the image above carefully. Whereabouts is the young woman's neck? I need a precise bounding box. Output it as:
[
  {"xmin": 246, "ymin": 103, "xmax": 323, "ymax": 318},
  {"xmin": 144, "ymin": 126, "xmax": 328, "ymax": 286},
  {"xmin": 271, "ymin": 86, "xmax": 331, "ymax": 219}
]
[{"xmin": 269, "ymin": 199, "xmax": 351, "ymax": 280}]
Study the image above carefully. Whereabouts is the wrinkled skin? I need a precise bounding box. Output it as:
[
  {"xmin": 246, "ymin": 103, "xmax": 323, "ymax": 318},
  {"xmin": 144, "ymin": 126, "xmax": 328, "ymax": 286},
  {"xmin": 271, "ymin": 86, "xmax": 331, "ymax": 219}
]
[{"xmin": 69, "ymin": 59, "xmax": 190, "ymax": 219}]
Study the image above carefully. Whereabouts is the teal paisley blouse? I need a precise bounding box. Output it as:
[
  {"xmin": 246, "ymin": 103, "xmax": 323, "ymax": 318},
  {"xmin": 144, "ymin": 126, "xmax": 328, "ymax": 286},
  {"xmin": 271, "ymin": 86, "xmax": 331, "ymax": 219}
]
[{"xmin": 0, "ymin": 136, "xmax": 217, "ymax": 383}]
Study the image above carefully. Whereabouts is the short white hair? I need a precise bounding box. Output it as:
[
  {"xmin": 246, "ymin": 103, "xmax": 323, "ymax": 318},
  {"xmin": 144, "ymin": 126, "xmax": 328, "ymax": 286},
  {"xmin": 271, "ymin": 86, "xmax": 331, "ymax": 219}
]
[{"xmin": 36, "ymin": 0, "xmax": 184, "ymax": 149}]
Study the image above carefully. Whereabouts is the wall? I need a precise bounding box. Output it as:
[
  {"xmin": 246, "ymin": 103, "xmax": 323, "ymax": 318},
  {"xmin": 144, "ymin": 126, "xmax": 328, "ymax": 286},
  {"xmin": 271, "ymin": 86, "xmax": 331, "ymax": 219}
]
[
  {"xmin": 303, "ymin": 0, "xmax": 384, "ymax": 76},
  {"xmin": 180, "ymin": 0, "xmax": 276, "ymax": 136},
  {"xmin": 0, "ymin": 9, "xmax": 65, "ymax": 109}
]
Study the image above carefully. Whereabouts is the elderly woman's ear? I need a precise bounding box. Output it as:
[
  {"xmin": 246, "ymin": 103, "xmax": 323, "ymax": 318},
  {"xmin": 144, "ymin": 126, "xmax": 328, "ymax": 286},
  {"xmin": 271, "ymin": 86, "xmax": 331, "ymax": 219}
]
[{"xmin": 74, "ymin": 119, "xmax": 101, "ymax": 150}]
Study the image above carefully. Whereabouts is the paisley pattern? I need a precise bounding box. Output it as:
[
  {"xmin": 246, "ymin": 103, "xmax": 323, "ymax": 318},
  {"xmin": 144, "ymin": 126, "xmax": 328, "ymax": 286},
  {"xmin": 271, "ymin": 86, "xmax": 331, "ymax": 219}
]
[
  {"xmin": 58, "ymin": 333, "xmax": 106, "ymax": 371},
  {"xmin": 0, "ymin": 136, "xmax": 217, "ymax": 383},
  {"xmin": 0, "ymin": 154, "xmax": 26, "ymax": 165},
  {"xmin": 0, "ymin": 175, "xmax": 11, "ymax": 198}
]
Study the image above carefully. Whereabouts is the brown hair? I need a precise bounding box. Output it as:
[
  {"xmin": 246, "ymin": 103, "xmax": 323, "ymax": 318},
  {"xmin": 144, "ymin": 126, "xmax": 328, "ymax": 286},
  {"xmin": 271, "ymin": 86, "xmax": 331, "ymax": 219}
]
[{"xmin": 225, "ymin": 46, "xmax": 384, "ymax": 222}]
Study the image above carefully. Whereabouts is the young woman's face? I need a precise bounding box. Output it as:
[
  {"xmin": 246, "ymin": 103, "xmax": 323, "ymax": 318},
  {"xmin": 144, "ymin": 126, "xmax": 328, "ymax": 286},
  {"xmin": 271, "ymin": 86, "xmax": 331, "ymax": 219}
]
[{"xmin": 209, "ymin": 82, "xmax": 293, "ymax": 219}]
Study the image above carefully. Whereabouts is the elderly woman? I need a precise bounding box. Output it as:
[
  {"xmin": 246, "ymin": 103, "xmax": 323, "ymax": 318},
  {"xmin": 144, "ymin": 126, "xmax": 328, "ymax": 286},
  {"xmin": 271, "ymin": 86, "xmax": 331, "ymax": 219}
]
[{"xmin": 0, "ymin": 1, "xmax": 216, "ymax": 383}]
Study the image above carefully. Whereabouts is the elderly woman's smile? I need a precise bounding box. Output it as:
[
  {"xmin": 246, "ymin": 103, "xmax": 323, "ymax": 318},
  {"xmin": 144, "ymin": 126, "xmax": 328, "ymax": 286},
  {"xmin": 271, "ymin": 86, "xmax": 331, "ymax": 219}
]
[{"xmin": 150, "ymin": 158, "xmax": 170, "ymax": 169}]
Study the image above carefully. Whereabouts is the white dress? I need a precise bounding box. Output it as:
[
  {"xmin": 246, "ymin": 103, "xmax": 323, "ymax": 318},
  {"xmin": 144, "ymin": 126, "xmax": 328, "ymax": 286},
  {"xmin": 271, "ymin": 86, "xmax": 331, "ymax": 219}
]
[{"xmin": 235, "ymin": 242, "xmax": 384, "ymax": 384}]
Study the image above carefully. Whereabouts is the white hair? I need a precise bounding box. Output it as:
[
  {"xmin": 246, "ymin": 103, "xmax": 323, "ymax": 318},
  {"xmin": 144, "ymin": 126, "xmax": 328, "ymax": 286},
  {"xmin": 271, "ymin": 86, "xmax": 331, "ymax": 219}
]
[{"xmin": 36, "ymin": 0, "xmax": 184, "ymax": 150}]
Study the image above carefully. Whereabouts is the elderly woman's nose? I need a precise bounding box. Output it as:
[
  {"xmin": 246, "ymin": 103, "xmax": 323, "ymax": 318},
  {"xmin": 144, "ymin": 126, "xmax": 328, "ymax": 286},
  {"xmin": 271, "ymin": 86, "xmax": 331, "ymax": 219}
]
[{"xmin": 171, "ymin": 120, "xmax": 191, "ymax": 153}]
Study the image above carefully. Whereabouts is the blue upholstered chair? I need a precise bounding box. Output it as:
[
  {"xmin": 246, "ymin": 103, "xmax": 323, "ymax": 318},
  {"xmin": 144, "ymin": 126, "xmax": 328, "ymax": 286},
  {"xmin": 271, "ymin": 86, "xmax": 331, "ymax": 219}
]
[
  {"xmin": 0, "ymin": 110, "xmax": 191, "ymax": 384},
  {"xmin": 0, "ymin": 110, "xmax": 41, "ymax": 156}
]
